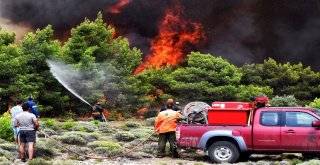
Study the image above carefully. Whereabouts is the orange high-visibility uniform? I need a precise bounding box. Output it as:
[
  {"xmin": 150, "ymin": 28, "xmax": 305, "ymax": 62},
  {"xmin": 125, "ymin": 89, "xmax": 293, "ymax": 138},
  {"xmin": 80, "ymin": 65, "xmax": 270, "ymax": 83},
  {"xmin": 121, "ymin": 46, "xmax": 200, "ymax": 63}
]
[{"xmin": 154, "ymin": 109, "xmax": 183, "ymax": 133}]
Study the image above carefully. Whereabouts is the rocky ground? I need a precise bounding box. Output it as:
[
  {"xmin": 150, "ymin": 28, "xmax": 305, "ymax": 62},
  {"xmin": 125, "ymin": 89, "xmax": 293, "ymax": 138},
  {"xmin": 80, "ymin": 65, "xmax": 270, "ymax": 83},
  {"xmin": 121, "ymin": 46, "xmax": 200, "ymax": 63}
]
[{"xmin": 0, "ymin": 119, "xmax": 320, "ymax": 165}]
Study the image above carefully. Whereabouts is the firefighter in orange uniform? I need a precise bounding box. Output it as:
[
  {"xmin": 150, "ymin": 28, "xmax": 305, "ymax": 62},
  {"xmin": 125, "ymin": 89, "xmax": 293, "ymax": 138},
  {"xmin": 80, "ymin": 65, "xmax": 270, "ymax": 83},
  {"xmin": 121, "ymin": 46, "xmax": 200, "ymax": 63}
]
[{"xmin": 154, "ymin": 101, "xmax": 184, "ymax": 158}]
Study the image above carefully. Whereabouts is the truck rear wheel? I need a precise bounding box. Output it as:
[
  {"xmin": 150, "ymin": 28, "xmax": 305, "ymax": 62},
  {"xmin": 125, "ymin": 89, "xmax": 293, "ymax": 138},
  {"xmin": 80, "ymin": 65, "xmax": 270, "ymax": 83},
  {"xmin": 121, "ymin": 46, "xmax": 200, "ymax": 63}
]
[{"xmin": 208, "ymin": 141, "xmax": 240, "ymax": 163}]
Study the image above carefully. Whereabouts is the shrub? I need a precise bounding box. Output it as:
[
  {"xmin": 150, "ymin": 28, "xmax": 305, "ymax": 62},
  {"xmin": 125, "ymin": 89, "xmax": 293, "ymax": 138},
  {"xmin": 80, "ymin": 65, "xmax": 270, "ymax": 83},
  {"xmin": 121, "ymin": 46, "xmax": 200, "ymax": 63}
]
[
  {"xmin": 290, "ymin": 158, "xmax": 303, "ymax": 165},
  {"xmin": 115, "ymin": 131, "xmax": 136, "ymax": 142},
  {"xmin": 145, "ymin": 117, "xmax": 156, "ymax": 127},
  {"xmin": 144, "ymin": 110, "xmax": 158, "ymax": 119},
  {"xmin": 125, "ymin": 151, "xmax": 153, "ymax": 159},
  {"xmin": 129, "ymin": 128, "xmax": 154, "ymax": 139},
  {"xmin": 37, "ymin": 128, "xmax": 57, "ymax": 138},
  {"xmin": 73, "ymin": 122, "xmax": 96, "ymax": 132},
  {"xmin": 92, "ymin": 120, "xmax": 101, "ymax": 125},
  {"xmin": 0, "ymin": 148, "xmax": 13, "ymax": 159},
  {"xmin": 88, "ymin": 141, "xmax": 123, "ymax": 156},
  {"xmin": 42, "ymin": 118, "xmax": 58, "ymax": 131},
  {"xmin": 269, "ymin": 95, "xmax": 299, "ymax": 107},
  {"xmin": 60, "ymin": 120, "xmax": 77, "ymax": 130},
  {"xmin": 94, "ymin": 147, "xmax": 122, "ymax": 156},
  {"xmin": 0, "ymin": 143, "xmax": 16, "ymax": 152},
  {"xmin": 28, "ymin": 158, "xmax": 52, "ymax": 165},
  {"xmin": 0, "ymin": 112, "xmax": 13, "ymax": 141},
  {"xmin": 52, "ymin": 159, "xmax": 78, "ymax": 165},
  {"xmin": 87, "ymin": 141, "xmax": 121, "ymax": 149},
  {"xmin": 59, "ymin": 134, "xmax": 87, "ymax": 145},
  {"xmin": 64, "ymin": 131, "xmax": 98, "ymax": 142},
  {"xmin": 125, "ymin": 121, "xmax": 141, "ymax": 128},
  {"xmin": 35, "ymin": 140, "xmax": 57, "ymax": 158},
  {"xmin": 307, "ymin": 98, "xmax": 320, "ymax": 109},
  {"xmin": 107, "ymin": 111, "xmax": 122, "ymax": 121}
]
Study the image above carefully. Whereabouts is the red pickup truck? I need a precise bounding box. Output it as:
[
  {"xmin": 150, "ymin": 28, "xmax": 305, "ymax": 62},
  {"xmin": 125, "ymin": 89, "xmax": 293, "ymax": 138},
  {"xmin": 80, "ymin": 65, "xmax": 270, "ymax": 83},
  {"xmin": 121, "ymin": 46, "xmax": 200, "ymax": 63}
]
[{"xmin": 176, "ymin": 104, "xmax": 320, "ymax": 163}]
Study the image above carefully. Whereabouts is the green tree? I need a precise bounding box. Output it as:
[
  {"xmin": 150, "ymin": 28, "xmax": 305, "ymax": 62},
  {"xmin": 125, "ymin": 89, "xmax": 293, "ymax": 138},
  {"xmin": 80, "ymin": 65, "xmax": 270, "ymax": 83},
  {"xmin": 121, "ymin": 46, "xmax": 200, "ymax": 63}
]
[
  {"xmin": 61, "ymin": 12, "xmax": 147, "ymax": 116},
  {"xmin": 166, "ymin": 52, "xmax": 242, "ymax": 102},
  {"xmin": 307, "ymin": 98, "xmax": 320, "ymax": 109},
  {"xmin": 268, "ymin": 95, "xmax": 299, "ymax": 107},
  {"xmin": 240, "ymin": 58, "xmax": 320, "ymax": 104}
]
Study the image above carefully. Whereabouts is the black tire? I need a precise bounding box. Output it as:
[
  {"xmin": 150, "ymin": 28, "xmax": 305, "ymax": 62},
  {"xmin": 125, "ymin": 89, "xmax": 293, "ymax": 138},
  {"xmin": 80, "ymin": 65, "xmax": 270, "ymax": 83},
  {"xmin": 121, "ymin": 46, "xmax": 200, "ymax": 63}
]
[{"xmin": 208, "ymin": 141, "xmax": 240, "ymax": 163}]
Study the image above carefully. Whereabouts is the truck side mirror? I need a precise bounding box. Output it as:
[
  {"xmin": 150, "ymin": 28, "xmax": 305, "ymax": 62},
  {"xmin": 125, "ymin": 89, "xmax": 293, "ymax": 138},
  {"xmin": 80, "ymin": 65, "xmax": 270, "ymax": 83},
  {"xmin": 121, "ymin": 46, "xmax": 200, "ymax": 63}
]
[{"xmin": 312, "ymin": 120, "xmax": 320, "ymax": 127}]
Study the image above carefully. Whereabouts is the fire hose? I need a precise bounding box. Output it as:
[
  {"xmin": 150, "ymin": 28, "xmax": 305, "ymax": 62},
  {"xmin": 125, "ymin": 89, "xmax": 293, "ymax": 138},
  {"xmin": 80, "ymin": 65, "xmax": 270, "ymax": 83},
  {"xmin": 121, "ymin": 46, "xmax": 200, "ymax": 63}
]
[{"xmin": 38, "ymin": 117, "xmax": 178, "ymax": 159}]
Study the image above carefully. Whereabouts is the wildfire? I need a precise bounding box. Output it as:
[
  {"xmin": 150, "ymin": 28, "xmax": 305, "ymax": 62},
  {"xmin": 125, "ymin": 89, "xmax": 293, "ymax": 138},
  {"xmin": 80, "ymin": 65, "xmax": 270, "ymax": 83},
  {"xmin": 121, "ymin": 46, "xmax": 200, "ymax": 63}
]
[
  {"xmin": 134, "ymin": 0, "xmax": 205, "ymax": 74},
  {"xmin": 107, "ymin": 0, "xmax": 131, "ymax": 14}
]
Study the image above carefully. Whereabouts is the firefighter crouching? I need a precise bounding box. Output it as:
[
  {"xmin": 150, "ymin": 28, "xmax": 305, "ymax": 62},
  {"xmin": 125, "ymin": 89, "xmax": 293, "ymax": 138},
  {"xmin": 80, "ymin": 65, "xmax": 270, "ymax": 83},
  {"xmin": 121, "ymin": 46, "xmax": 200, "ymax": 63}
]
[{"xmin": 154, "ymin": 101, "xmax": 184, "ymax": 158}]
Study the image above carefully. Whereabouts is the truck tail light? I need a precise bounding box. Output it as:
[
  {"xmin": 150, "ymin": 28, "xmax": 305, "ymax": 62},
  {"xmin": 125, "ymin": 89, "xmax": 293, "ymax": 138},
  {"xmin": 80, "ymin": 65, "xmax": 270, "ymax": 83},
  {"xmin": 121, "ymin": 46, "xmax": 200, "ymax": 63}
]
[{"xmin": 176, "ymin": 127, "xmax": 180, "ymax": 140}]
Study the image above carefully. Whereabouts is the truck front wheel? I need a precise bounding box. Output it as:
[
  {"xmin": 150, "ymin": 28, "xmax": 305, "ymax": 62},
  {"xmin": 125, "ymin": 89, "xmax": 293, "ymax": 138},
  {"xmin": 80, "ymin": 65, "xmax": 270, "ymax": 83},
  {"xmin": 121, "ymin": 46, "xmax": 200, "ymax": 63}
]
[{"xmin": 208, "ymin": 141, "xmax": 240, "ymax": 163}]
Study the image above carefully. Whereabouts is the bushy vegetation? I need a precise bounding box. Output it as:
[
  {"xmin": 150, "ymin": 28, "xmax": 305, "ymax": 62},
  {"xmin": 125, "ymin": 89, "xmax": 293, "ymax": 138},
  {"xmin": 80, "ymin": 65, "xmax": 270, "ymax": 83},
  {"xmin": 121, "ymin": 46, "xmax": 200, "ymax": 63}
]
[
  {"xmin": 88, "ymin": 141, "xmax": 123, "ymax": 156},
  {"xmin": 42, "ymin": 118, "xmax": 58, "ymax": 131},
  {"xmin": 0, "ymin": 113, "xmax": 12, "ymax": 141},
  {"xmin": 61, "ymin": 120, "xmax": 77, "ymax": 130},
  {"xmin": 59, "ymin": 134, "xmax": 87, "ymax": 145},
  {"xmin": 28, "ymin": 158, "xmax": 52, "ymax": 165},
  {"xmin": 115, "ymin": 131, "xmax": 136, "ymax": 142},
  {"xmin": 125, "ymin": 121, "xmax": 141, "ymax": 128},
  {"xmin": 307, "ymin": 98, "xmax": 320, "ymax": 109},
  {"xmin": 268, "ymin": 95, "xmax": 299, "ymax": 107}
]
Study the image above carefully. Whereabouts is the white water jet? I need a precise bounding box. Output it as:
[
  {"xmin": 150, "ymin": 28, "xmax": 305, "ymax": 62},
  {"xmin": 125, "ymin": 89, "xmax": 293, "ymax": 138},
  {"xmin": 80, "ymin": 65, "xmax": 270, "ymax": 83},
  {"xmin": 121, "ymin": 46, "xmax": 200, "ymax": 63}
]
[{"xmin": 47, "ymin": 60, "xmax": 92, "ymax": 107}]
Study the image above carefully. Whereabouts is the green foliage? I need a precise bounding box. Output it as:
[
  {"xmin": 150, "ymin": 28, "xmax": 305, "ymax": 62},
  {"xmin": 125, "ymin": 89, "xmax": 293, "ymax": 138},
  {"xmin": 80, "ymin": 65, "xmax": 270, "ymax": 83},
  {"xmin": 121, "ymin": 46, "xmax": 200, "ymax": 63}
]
[
  {"xmin": 240, "ymin": 58, "xmax": 320, "ymax": 102},
  {"xmin": 165, "ymin": 52, "xmax": 242, "ymax": 102},
  {"xmin": 307, "ymin": 98, "xmax": 320, "ymax": 109},
  {"xmin": 28, "ymin": 158, "xmax": 52, "ymax": 165},
  {"xmin": 125, "ymin": 121, "xmax": 141, "ymax": 128},
  {"xmin": 289, "ymin": 158, "xmax": 303, "ymax": 165},
  {"xmin": 42, "ymin": 118, "xmax": 58, "ymax": 130},
  {"xmin": 235, "ymin": 85, "xmax": 273, "ymax": 102},
  {"xmin": 115, "ymin": 131, "xmax": 136, "ymax": 142},
  {"xmin": 59, "ymin": 134, "xmax": 87, "ymax": 145},
  {"xmin": 0, "ymin": 143, "xmax": 16, "ymax": 152},
  {"xmin": 269, "ymin": 95, "xmax": 299, "ymax": 107},
  {"xmin": 0, "ymin": 148, "xmax": 12, "ymax": 159},
  {"xmin": 35, "ymin": 140, "xmax": 57, "ymax": 158},
  {"xmin": 0, "ymin": 113, "xmax": 13, "ymax": 141},
  {"xmin": 88, "ymin": 140, "xmax": 123, "ymax": 156},
  {"xmin": 60, "ymin": 120, "xmax": 77, "ymax": 130}
]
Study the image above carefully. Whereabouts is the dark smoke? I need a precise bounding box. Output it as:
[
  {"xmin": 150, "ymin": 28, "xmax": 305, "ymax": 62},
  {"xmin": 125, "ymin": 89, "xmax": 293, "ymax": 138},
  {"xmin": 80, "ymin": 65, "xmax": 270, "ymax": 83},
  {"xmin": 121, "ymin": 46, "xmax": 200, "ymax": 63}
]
[{"xmin": 1, "ymin": 0, "xmax": 320, "ymax": 70}]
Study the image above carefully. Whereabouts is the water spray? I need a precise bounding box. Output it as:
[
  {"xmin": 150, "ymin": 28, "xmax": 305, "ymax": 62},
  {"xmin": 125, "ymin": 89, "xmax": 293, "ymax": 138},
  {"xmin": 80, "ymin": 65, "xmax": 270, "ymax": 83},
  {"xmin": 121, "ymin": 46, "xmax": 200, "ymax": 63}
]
[{"xmin": 47, "ymin": 60, "xmax": 92, "ymax": 107}]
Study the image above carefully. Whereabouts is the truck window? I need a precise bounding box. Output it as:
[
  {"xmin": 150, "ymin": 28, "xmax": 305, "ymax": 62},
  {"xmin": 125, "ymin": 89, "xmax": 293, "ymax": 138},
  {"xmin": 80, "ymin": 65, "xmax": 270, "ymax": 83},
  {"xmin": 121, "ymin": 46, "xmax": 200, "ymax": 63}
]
[
  {"xmin": 260, "ymin": 112, "xmax": 280, "ymax": 126},
  {"xmin": 285, "ymin": 112, "xmax": 318, "ymax": 127}
]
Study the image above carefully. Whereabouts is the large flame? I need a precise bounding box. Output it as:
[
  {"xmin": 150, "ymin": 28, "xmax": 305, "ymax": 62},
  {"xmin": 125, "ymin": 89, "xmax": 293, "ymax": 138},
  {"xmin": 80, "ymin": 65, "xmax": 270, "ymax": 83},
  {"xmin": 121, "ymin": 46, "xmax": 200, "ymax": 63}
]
[
  {"xmin": 107, "ymin": 0, "xmax": 131, "ymax": 14},
  {"xmin": 134, "ymin": 0, "xmax": 205, "ymax": 74}
]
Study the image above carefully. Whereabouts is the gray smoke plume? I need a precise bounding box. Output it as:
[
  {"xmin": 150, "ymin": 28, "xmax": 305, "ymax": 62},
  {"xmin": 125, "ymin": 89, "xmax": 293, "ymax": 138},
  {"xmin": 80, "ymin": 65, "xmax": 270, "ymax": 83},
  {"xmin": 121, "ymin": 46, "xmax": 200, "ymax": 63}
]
[{"xmin": 2, "ymin": 0, "xmax": 320, "ymax": 70}]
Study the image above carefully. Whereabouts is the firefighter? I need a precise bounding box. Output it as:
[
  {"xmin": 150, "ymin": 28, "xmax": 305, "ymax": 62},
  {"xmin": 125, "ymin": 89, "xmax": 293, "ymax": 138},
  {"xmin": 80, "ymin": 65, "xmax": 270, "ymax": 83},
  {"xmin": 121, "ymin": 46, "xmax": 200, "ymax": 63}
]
[
  {"xmin": 24, "ymin": 96, "xmax": 40, "ymax": 118},
  {"xmin": 155, "ymin": 101, "xmax": 184, "ymax": 158},
  {"xmin": 92, "ymin": 102, "xmax": 104, "ymax": 122},
  {"xmin": 160, "ymin": 98, "xmax": 181, "ymax": 112}
]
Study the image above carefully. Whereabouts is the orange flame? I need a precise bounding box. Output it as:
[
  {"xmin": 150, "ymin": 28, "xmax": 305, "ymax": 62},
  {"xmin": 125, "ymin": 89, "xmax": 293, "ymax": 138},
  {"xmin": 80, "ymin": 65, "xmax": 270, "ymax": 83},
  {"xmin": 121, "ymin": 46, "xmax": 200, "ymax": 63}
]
[
  {"xmin": 134, "ymin": 0, "xmax": 205, "ymax": 74},
  {"xmin": 107, "ymin": 0, "xmax": 131, "ymax": 14}
]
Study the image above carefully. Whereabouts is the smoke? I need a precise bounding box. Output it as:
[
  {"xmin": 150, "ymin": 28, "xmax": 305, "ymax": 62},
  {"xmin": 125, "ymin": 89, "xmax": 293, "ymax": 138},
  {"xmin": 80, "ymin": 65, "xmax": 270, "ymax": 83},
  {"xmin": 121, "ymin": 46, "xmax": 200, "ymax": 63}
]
[{"xmin": 1, "ymin": 0, "xmax": 320, "ymax": 69}]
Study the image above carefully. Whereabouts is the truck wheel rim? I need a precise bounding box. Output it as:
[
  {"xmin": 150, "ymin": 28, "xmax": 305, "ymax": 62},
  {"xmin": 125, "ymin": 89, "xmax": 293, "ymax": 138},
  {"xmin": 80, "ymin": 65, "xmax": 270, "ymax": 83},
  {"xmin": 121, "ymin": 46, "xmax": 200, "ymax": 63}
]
[{"xmin": 214, "ymin": 147, "xmax": 232, "ymax": 161}]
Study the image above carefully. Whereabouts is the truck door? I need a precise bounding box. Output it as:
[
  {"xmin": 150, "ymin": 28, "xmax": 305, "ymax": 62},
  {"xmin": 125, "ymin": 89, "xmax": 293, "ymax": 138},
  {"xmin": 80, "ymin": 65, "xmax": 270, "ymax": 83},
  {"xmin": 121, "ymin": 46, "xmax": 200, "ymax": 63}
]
[
  {"xmin": 253, "ymin": 110, "xmax": 281, "ymax": 150},
  {"xmin": 281, "ymin": 111, "xmax": 320, "ymax": 151}
]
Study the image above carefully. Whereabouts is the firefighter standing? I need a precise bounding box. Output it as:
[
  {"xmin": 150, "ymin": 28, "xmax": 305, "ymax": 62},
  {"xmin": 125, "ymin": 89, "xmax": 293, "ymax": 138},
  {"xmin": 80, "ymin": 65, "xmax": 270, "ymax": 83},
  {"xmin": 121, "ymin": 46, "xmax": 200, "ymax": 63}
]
[
  {"xmin": 92, "ymin": 102, "xmax": 104, "ymax": 122},
  {"xmin": 155, "ymin": 102, "xmax": 184, "ymax": 158},
  {"xmin": 160, "ymin": 98, "xmax": 181, "ymax": 112}
]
